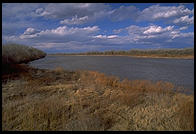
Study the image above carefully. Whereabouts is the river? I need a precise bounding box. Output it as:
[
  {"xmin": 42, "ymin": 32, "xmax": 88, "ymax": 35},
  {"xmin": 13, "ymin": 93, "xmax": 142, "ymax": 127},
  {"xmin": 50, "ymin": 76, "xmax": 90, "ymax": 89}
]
[{"xmin": 30, "ymin": 55, "xmax": 194, "ymax": 93}]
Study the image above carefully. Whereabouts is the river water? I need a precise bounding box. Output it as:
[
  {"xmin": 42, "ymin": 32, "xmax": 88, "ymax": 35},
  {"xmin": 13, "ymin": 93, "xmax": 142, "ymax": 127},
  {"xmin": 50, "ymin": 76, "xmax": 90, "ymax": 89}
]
[{"xmin": 30, "ymin": 55, "xmax": 194, "ymax": 93}]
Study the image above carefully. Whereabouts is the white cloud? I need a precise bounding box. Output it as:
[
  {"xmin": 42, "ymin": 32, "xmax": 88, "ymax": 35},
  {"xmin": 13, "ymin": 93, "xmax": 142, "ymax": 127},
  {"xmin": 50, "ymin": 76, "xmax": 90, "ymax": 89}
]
[
  {"xmin": 2, "ymin": 3, "xmax": 51, "ymax": 37},
  {"xmin": 45, "ymin": 26, "xmax": 68, "ymax": 35},
  {"xmin": 18, "ymin": 26, "xmax": 100, "ymax": 44},
  {"xmin": 107, "ymin": 35, "xmax": 118, "ymax": 39},
  {"xmin": 143, "ymin": 26, "xmax": 162, "ymax": 34},
  {"xmin": 114, "ymin": 24, "xmax": 193, "ymax": 45},
  {"xmin": 23, "ymin": 28, "xmax": 40, "ymax": 35},
  {"xmin": 60, "ymin": 15, "xmax": 89, "ymax": 25},
  {"xmin": 139, "ymin": 5, "xmax": 193, "ymax": 21},
  {"xmin": 173, "ymin": 15, "xmax": 194, "ymax": 25},
  {"xmin": 93, "ymin": 34, "xmax": 118, "ymax": 39},
  {"xmin": 20, "ymin": 34, "xmax": 38, "ymax": 39},
  {"xmin": 109, "ymin": 4, "xmax": 192, "ymax": 28},
  {"xmin": 35, "ymin": 8, "xmax": 44, "ymax": 14},
  {"xmin": 143, "ymin": 25, "xmax": 174, "ymax": 34},
  {"xmin": 153, "ymin": 10, "xmax": 178, "ymax": 19},
  {"xmin": 21, "ymin": 26, "xmax": 99, "ymax": 37},
  {"xmin": 3, "ymin": 24, "xmax": 194, "ymax": 52},
  {"xmin": 113, "ymin": 29, "xmax": 124, "ymax": 34},
  {"xmin": 93, "ymin": 35, "xmax": 107, "ymax": 39},
  {"xmin": 2, "ymin": 3, "xmax": 110, "ymax": 38},
  {"xmin": 34, "ymin": 3, "xmax": 110, "ymax": 21},
  {"xmin": 109, "ymin": 4, "xmax": 194, "ymax": 28},
  {"xmin": 3, "ymin": 35, "xmax": 18, "ymax": 42},
  {"xmin": 170, "ymin": 30, "xmax": 180, "ymax": 39},
  {"xmin": 179, "ymin": 26, "xmax": 188, "ymax": 30},
  {"xmin": 3, "ymin": 3, "xmax": 194, "ymax": 39},
  {"xmin": 2, "ymin": 3, "xmax": 194, "ymax": 52},
  {"xmin": 179, "ymin": 32, "xmax": 194, "ymax": 38},
  {"xmin": 20, "ymin": 28, "xmax": 40, "ymax": 39}
]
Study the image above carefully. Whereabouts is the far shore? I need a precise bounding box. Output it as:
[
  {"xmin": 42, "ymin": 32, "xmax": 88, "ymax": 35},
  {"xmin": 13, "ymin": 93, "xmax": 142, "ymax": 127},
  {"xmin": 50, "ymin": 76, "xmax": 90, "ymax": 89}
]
[{"xmin": 47, "ymin": 54, "xmax": 194, "ymax": 59}]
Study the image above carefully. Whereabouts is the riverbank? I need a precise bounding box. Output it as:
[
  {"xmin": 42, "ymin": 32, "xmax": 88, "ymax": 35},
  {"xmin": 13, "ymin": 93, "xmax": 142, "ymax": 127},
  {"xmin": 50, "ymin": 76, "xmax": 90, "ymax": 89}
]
[
  {"xmin": 48, "ymin": 54, "xmax": 194, "ymax": 59},
  {"xmin": 2, "ymin": 64, "xmax": 194, "ymax": 131},
  {"xmin": 48, "ymin": 48, "xmax": 194, "ymax": 59}
]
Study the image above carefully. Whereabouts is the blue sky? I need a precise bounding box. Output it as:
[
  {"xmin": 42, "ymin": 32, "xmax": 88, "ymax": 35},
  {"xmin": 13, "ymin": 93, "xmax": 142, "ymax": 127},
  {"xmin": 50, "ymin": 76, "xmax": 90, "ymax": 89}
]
[{"xmin": 2, "ymin": 3, "xmax": 194, "ymax": 53}]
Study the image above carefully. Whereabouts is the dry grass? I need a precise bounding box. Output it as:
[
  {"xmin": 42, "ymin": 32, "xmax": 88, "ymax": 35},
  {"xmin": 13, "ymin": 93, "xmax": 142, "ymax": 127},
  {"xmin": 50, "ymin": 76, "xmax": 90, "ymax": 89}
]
[{"xmin": 2, "ymin": 65, "xmax": 194, "ymax": 131}]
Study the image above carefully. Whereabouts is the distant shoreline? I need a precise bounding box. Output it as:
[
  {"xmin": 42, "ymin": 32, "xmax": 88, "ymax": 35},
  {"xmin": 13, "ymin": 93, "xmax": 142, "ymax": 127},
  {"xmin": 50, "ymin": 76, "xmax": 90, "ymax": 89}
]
[
  {"xmin": 47, "ymin": 54, "xmax": 194, "ymax": 59},
  {"xmin": 47, "ymin": 48, "xmax": 194, "ymax": 59}
]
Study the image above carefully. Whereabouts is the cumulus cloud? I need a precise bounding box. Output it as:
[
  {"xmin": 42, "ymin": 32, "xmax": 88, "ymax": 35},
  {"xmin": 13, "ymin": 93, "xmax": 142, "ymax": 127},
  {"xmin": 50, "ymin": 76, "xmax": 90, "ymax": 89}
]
[
  {"xmin": 35, "ymin": 8, "xmax": 44, "ymax": 14},
  {"xmin": 138, "ymin": 4, "xmax": 194, "ymax": 29},
  {"xmin": 93, "ymin": 34, "xmax": 118, "ymax": 39},
  {"xmin": 39, "ymin": 25, "xmax": 99, "ymax": 36},
  {"xmin": 20, "ymin": 28, "xmax": 40, "ymax": 39},
  {"xmin": 138, "ymin": 5, "xmax": 193, "ymax": 21},
  {"xmin": 110, "ymin": 4, "xmax": 194, "ymax": 28},
  {"xmin": 4, "ymin": 24, "xmax": 194, "ymax": 52},
  {"xmin": 3, "ymin": 3, "xmax": 194, "ymax": 37},
  {"xmin": 2, "ymin": 3, "xmax": 194, "ymax": 52},
  {"xmin": 34, "ymin": 3, "xmax": 110, "ymax": 21},
  {"xmin": 19, "ymin": 26, "xmax": 100, "ymax": 43},
  {"xmin": 126, "ymin": 25, "xmax": 174, "ymax": 36},
  {"xmin": 23, "ymin": 28, "xmax": 40, "ymax": 35},
  {"xmin": 115, "ymin": 24, "xmax": 193, "ymax": 45},
  {"xmin": 2, "ymin": 3, "xmax": 109, "ymax": 38},
  {"xmin": 2, "ymin": 3, "xmax": 51, "ymax": 37},
  {"xmin": 143, "ymin": 26, "xmax": 174, "ymax": 34},
  {"xmin": 173, "ymin": 15, "xmax": 194, "ymax": 25},
  {"xmin": 60, "ymin": 15, "xmax": 89, "ymax": 25},
  {"xmin": 179, "ymin": 26, "xmax": 188, "ymax": 30}
]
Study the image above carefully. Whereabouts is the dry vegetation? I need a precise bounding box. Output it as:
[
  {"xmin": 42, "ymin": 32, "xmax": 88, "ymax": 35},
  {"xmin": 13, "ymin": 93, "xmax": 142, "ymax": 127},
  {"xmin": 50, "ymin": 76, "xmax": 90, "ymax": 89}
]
[
  {"xmin": 2, "ymin": 44, "xmax": 46, "ymax": 64},
  {"xmin": 2, "ymin": 64, "xmax": 194, "ymax": 131}
]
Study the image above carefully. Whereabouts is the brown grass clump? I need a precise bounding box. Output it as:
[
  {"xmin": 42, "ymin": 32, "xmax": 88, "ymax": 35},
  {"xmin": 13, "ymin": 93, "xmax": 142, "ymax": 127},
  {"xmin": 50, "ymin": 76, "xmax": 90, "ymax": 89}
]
[
  {"xmin": 2, "ymin": 66, "xmax": 194, "ymax": 131},
  {"xmin": 174, "ymin": 95, "xmax": 194, "ymax": 130}
]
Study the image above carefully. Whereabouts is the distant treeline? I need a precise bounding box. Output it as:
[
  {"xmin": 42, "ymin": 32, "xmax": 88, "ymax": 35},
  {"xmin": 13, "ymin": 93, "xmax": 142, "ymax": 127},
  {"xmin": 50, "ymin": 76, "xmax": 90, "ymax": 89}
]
[{"xmin": 51, "ymin": 48, "xmax": 194, "ymax": 57}]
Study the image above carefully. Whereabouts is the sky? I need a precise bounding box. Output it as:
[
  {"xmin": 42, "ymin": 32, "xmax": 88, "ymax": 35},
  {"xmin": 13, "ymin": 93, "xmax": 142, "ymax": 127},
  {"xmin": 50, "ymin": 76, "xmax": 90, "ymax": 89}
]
[{"xmin": 2, "ymin": 3, "xmax": 194, "ymax": 53}]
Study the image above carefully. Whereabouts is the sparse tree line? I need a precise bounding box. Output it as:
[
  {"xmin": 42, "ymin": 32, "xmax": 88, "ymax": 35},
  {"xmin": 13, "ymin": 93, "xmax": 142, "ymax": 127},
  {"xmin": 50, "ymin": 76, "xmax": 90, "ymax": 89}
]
[{"xmin": 52, "ymin": 48, "xmax": 194, "ymax": 57}]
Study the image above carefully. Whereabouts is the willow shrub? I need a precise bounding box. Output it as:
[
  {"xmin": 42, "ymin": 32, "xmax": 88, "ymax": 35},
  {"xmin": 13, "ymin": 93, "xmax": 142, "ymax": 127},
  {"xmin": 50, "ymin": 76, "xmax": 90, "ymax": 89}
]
[{"xmin": 2, "ymin": 44, "xmax": 46, "ymax": 64}]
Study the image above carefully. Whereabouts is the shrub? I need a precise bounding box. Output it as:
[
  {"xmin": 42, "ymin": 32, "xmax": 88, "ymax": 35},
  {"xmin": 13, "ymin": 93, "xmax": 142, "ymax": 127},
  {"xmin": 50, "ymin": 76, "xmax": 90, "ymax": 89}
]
[{"xmin": 2, "ymin": 44, "xmax": 46, "ymax": 64}]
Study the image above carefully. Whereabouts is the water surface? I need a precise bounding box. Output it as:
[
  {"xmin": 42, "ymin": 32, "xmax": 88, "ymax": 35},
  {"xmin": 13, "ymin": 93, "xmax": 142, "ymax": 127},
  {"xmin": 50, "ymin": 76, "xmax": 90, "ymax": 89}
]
[{"xmin": 30, "ymin": 55, "xmax": 194, "ymax": 93}]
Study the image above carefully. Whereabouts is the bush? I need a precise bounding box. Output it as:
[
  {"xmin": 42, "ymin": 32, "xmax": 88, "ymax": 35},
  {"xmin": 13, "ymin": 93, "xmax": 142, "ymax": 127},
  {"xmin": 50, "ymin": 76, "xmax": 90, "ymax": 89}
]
[{"xmin": 2, "ymin": 44, "xmax": 46, "ymax": 64}]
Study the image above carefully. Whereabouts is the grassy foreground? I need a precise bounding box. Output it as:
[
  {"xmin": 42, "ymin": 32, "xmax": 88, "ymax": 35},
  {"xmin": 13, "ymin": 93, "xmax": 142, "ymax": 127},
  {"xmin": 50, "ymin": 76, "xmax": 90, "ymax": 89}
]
[{"xmin": 2, "ymin": 64, "xmax": 194, "ymax": 131}]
